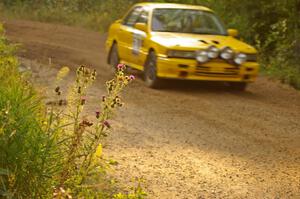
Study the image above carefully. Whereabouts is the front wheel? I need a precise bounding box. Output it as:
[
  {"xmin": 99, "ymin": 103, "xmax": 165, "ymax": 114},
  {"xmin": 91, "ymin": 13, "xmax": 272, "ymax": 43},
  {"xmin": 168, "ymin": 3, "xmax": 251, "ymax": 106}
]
[
  {"xmin": 144, "ymin": 51, "xmax": 162, "ymax": 88},
  {"xmin": 228, "ymin": 82, "xmax": 248, "ymax": 91},
  {"xmin": 109, "ymin": 43, "xmax": 119, "ymax": 72}
]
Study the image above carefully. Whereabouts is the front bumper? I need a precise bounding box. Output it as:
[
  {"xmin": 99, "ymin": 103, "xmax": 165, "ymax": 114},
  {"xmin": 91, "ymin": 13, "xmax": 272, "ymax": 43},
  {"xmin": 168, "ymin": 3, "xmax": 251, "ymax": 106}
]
[{"xmin": 156, "ymin": 57, "xmax": 259, "ymax": 82}]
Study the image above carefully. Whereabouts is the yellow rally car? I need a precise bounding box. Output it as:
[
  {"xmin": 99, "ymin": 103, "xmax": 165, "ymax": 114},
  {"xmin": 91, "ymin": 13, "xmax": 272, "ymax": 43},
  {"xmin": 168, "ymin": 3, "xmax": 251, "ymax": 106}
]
[{"xmin": 106, "ymin": 3, "xmax": 259, "ymax": 90}]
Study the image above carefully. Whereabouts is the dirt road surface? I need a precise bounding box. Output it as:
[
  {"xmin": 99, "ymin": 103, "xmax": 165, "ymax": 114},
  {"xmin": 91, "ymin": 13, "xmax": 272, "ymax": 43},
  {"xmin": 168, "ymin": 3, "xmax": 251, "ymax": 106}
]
[{"xmin": 3, "ymin": 19, "xmax": 300, "ymax": 199}]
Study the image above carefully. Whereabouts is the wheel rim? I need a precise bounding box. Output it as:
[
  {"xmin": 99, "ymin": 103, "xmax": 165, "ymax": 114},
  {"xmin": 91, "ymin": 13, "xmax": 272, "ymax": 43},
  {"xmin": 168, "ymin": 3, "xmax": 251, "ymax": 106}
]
[
  {"xmin": 146, "ymin": 57, "xmax": 156, "ymax": 81},
  {"xmin": 110, "ymin": 47, "xmax": 119, "ymax": 70}
]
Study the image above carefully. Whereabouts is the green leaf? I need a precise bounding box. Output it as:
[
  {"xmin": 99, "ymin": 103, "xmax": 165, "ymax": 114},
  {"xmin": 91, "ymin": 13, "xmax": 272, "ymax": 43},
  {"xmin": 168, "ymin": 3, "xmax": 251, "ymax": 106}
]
[{"xmin": 0, "ymin": 168, "xmax": 9, "ymax": 176}]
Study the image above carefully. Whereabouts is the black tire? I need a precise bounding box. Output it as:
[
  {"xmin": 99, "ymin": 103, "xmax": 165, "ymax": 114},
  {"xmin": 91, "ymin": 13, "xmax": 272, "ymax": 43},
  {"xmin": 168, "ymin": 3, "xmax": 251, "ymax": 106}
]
[
  {"xmin": 109, "ymin": 43, "xmax": 119, "ymax": 72},
  {"xmin": 144, "ymin": 51, "xmax": 162, "ymax": 88},
  {"xmin": 229, "ymin": 82, "xmax": 247, "ymax": 91}
]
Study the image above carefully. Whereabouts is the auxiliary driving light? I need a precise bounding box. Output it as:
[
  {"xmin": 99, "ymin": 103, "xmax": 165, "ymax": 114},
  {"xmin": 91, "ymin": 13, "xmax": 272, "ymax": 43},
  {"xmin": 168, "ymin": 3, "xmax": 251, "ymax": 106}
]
[
  {"xmin": 196, "ymin": 50, "xmax": 209, "ymax": 63},
  {"xmin": 220, "ymin": 47, "xmax": 234, "ymax": 60},
  {"xmin": 207, "ymin": 46, "xmax": 220, "ymax": 59},
  {"xmin": 234, "ymin": 53, "xmax": 247, "ymax": 65}
]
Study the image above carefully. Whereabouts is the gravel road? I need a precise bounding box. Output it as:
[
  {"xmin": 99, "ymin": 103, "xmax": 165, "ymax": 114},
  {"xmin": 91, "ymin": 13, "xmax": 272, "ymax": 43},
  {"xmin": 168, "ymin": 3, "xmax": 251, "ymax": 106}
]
[{"xmin": 3, "ymin": 19, "xmax": 300, "ymax": 199}]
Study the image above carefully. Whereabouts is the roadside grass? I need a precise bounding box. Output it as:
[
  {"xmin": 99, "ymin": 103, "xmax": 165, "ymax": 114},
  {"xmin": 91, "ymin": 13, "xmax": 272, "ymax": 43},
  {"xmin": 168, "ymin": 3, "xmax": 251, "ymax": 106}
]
[
  {"xmin": 0, "ymin": 1, "xmax": 130, "ymax": 32},
  {"xmin": 0, "ymin": 23, "xmax": 54, "ymax": 198},
  {"xmin": 0, "ymin": 24, "xmax": 146, "ymax": 198},
  {"xmin": 261, "ymin": 62, "xmax": 300, "ymax": 90}
]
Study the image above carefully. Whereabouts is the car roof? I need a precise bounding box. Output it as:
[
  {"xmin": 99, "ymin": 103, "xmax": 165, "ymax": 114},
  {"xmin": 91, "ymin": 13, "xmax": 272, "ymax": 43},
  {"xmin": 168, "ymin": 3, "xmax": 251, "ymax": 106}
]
[{"xmin": 134, "ymin": 2, "xmax": 213, "ymax": 12}]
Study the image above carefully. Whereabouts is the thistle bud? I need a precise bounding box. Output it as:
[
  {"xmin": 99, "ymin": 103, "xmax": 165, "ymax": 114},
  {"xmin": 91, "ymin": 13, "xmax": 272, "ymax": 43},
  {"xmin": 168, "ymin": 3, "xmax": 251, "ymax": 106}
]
[
  {"xmin": 55, "ymin": 86, "xmax": 60, "ymax": 93},
  {"xmin": 81, "ymin": 97, "xmax": 86, "ymax": 105},
  {"xmin": 103, "ymin": 120, "xmax": 111, "ymax": 128},
  {"xmin": 96, "ymin": 111, "xmax": 100, "ymax": 119}
]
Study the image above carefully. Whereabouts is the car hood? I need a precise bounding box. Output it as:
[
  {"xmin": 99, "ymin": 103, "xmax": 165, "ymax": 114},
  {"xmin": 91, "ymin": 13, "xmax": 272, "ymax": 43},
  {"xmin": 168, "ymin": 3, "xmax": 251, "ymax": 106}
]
[{"xmin": 151, "ymin": 32, "xmax": 257, "ymax": 54}]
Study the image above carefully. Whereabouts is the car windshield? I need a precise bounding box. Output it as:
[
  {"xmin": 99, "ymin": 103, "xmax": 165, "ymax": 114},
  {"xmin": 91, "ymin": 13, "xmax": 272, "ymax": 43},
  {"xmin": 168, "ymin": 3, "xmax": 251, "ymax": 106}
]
[{"xmin": 151, "ymin": 8, "xmax": 227, "ymax": 35}]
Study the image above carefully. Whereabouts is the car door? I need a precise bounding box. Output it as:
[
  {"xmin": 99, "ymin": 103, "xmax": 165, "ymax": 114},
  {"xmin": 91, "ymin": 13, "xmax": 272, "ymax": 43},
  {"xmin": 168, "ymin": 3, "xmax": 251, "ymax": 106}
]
[
  {"xmin": 117, "ymin": 6, "xmax": 143, "ymax": 64},
  {"xmin": 131, "ymin": 9, "xmax": 149, "ymax": 67}
]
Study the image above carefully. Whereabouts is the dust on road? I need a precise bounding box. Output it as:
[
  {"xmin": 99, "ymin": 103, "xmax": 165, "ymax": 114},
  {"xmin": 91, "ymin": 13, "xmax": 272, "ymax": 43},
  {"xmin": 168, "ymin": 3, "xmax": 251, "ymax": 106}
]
[{"xmin": 4, "ymin": 19, "xmax": 300, "ymax": 199}]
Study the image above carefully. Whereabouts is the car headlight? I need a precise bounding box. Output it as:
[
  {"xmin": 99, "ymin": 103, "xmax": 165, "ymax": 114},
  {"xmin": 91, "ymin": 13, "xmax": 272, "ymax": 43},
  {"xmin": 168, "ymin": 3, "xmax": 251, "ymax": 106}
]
[
  {"xmin": 220, "ymin": 47, "xmax": 234, "ymax": 60},
  {"xmin": 196, "ymin": 50, "xmax": 209, "ymax": 63},
  {"xmin": 167, "ymin": 50, "xmax": 195, "ymax": 59},
  {"xmin": 234, "ymin": 53, "xmax": 247, "ymax": 65},
  {"xmin": 207, "ymin": 45, "xmax": 220, "ymax": 59}
]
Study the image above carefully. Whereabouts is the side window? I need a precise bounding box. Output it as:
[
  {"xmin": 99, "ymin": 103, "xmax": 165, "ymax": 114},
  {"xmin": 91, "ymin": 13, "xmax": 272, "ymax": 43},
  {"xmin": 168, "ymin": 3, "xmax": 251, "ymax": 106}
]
[
  {"xmin": 136, "ymin": 10, "xmax": 149, "ymax": 24},
  {"xmin": 123, "ymin": 7, "xmax": 143, "ymax": 27}
]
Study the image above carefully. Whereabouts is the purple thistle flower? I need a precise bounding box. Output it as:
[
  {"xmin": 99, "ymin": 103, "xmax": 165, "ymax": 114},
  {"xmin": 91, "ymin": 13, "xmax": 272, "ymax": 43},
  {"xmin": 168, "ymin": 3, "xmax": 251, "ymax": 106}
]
[
  {"xmin": 103, "ymin": 120, "xmax": 111, "ymax": 128},
  {"xmin": 129, "ymin": 75, "xmax": 135, "ymax": 80},
  {"xmin": 117, "ymin": 63, "xmax": 125, "ymax": 70},
  {"xmin": 96, "ymin": 111, "xmax": 100, "ymax": 119}
]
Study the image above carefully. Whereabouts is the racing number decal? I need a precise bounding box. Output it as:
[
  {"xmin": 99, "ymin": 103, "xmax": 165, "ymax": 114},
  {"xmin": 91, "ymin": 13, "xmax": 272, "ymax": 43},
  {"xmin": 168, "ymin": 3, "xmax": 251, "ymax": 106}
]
[{"xmin": 132, "ymin": 33, "xmax": 142, "ymax": 55}]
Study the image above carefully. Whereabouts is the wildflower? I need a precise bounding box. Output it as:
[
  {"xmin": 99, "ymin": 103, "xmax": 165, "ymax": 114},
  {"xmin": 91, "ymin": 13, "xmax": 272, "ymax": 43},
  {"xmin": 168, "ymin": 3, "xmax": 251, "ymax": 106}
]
[
  {"xmin": 129, "ymin": 75, "xmax": 135, "ymax": 80},
  {"xmin": 95, "ymin": 111, "xmax": 101, "ymax": 119},
  {"xmin": 118, "ymin": 76, "xmax": 124, "ymax": 81},
  {"xmin": 92, "ymin": 69, "xmax": 97, "ymax": 77},
  {"xmin": 115, "ymin": 96, "xmax": 121, "ymax": 103},
  {"xmin": 80, "ymin": 120, "xmax": 93, "ymax": 127},
  {"xmin": 81, "ymin": 97, "xmax": 86, "ymax": 105},
  {"xmin": 111, "ymin": 102, "xmax": 116, "ymax": 108},
  {"xmin": 58, "ymin": 99, "xmax": 64, "ymax": 106},
  {"xmin": 117, "ymin": 63, "xmax": 125, "ymax": 70},
  {"xmin": 76, "ymin": 65, "xmax": 84, "ymax": 76},
  {"xmin": 55, "ymin": 86, "xmax": 60, "ymax": 93},
  {"xmin": 103, "ymin": 120, "xmax": 111, "ymax": 128},
  {"xmin": 79, "ymin": 65, "xmax": 85, "ymax": 71},
  {"xmin": 84, "ymin": 68, "xmax": 90, "ymax": 75},
  {"xmin": 94, "ymin": 144, "xmax": 102, "ymax": 158},
  {"xmin": 56, "ymin": 66, "xmax": 70, "ymax": 81},
  {"xmin": 77, "ymin": 86, "xmax": 81, "ymax": 94},
  {"xmin": 108, "ymin": 85, "xmax": 113, "ymax": 92}
]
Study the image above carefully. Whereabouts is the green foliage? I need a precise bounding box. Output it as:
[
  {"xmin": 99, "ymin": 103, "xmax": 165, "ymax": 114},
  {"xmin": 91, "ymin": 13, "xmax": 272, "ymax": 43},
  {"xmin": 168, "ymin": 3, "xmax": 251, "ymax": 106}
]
[
  {"xmin": 0, "ymin": 0, "xmax": 137, "ymax": 31},
  {"xmin": 0, "ymin": 25, "xmax": 145, "ymax": 198},
  {"xmin": 203, "ymin": 0, "xmax": 300, "ymax": 89},
  {"xmin": 0, "ymin": 23, "xmax": 55, "ymax": 198}
]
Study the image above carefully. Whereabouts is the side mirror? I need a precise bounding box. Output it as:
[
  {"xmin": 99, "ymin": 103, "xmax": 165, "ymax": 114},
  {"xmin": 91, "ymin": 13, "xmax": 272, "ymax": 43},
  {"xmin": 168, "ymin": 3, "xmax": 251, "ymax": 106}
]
[
  {"xmin": 134, "ymin": 23, "xmax": 147, "ymax": 32},
  {"xmin": 227, "ymin": 29, "xmax": 238, "ymax": 37}
]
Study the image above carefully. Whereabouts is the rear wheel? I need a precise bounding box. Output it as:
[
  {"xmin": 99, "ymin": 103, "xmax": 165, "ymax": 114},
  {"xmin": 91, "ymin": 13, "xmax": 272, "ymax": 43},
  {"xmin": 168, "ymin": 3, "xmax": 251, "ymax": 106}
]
[
  {"xmin": 229, "ymin": 82, "xmax": 247, "ymax": 91},
  {"xmin": 144, "ymin": 51, "xmax": 161, "ymax": 88},
  {"xmin": 109, "ymin": 43, "xmax": 119, "ymax": 72}
]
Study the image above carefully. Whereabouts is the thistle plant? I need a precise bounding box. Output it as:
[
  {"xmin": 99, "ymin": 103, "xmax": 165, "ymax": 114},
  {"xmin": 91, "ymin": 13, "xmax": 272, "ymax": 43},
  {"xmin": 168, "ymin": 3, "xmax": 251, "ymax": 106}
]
[
  {"xmin": 47, "ymin": 63, "xmax": 135, "ymax": 197},
  {"xmin": 0, "ymin": 23, "xmax": 145, "ymax": 198}
]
